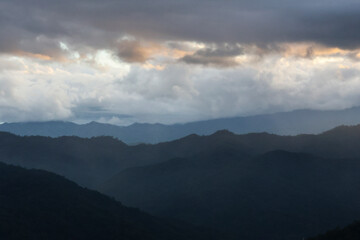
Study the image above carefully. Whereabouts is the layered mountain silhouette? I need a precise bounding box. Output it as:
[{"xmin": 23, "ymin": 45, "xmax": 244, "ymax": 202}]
[
  {"xmin": 0, "ymin": 162, "xmax": 219, "ymax": 240},
  {"xmin": 1, "ymin": 124, "xmax": 360, "ymax": 188},
  {"xmin": 308, "ymin": 221, "xmax": 360, "ymax": 240},
  {"xmin": 100, "ymin": 150, "xmax": 360, "ymax": 240},
  {"xmin": 2, "ymin": 107, "xmax": 360, "ymax": 143},
  {"xmin": 1, "ymin": 125, "xmax": 360, "ymax": 239}
]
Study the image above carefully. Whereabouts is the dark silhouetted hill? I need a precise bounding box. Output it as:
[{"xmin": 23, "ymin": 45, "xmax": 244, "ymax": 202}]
[
  {"xmin": 100, "ymin": 150, "xmax": 360, "ymax": 240},
  {"xmin": 308, "ymin": 221, "xmax": 360, "ymax": 240},
  {"xmin": 2, "ymin": 107, "xmax": 360, "ymax": 143},
  {"xmin": 0, "ymin": 162, "xmax": 220, "ymax": 240}
]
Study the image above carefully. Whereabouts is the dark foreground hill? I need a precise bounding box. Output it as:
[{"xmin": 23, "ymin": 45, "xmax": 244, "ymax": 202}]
[
  {"xmin": 0, "ymin": 162, "xmax": 219, "ymax": 240},
  {"xmin": 100, "ymin": 150, "xmax": 360, "ymax": 240},
  {"xmin": 2, "ymin": 107, "xmax": 360, "ymax": 144},
  {"xmin": 308, "ymin": 221, "xmax": 360, "ymax": 240}
]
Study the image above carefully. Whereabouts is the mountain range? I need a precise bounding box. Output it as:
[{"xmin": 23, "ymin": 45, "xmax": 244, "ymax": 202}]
[
  {"xmin": 1, "ymin": 124, "xmax": 360, "ymax": 239},
  {"xmin": 1, "ymin": 123, "xmax": 360, "ymax": 189},
  {"xmin": 2, "ymin": 107, "xmax": 360, "ymax": 144},
  {"xmin": 100, "ymin": 150, "xmax": 360, "ymax": 240}
]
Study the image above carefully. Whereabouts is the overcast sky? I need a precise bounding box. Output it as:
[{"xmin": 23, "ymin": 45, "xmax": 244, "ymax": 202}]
[{"xmin": 1, "ymin": 0, "xmax": 360, "ymax": 125}]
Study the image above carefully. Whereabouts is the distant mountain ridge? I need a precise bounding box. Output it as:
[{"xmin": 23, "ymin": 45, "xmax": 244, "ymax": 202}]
[{"xmin": 2, "ymin": 107, "xmax": 360, "ymax": 143}]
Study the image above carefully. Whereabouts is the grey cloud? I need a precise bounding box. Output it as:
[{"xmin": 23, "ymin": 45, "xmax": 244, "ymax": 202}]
[
  {"xmin": 120, "ymin": 64, "xmax": 196, "ymax": 100},
  {"xmin": 181, "ymin": 44, "xmax": 244, "ymax": 67},
  {"xmin": 0, "ymin": 0, "xmax": 360, "ymax": 59},
  {"xmin": 192, "ymin": 44, "xmax": 243, "ymax": 58},
  {"xmin": 116, "ymin": 40, "xmax": 151, "ymax": 63},
  {"xmin": 0, "ymin": 80, "xmax": 63, "ymax": 122}
]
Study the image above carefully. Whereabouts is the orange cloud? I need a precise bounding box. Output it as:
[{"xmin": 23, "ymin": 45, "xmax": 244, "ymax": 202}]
[
  {"xmin": 280, "ymin": 43, "xmax": 351, "ymax": 58},
  {"xmin": 13, "ymin": 51, "xmax": 53, "ymax": 61},
  {"xmin": 142, "ymin": 63, "xmax": 166, "ymax": 70}
]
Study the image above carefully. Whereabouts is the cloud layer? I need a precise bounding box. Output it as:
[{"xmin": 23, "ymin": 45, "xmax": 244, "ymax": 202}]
[
  {"xmin": 1, "ymin": 0, "xmax": 360, "ymax": 59},
  {"xmin": 1, "ymin": 0, "xmax": 360, "ymax": 124}
]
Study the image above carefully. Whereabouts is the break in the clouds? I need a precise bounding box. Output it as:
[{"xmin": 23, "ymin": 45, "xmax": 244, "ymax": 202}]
[{"xmin": 1, "ymin": 0, "xmax": 360, "ymax": 124}]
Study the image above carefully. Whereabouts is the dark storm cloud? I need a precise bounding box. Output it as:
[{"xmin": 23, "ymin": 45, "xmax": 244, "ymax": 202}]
[
  {"xmin": 1, "ymin": 0, "xmax": 360, "ymax": 59},
  {"xmin": 116, "ymin": 40, "xmax": 153, "ymax": 63},
  {"xmin": 181, "ymin": 44, "xmax": 244, "ymax": 67}
]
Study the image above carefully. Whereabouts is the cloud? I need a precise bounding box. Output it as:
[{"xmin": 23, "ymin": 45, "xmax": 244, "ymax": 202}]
[
  {"xmin": 180, "ymin": 44, "xmax": 244, "ymax": 67},
  {"xmin": 116, "ymin": 39, "xmax": 162, "ymax": 63},
  {"xmin": 2, "ymin": 49, "xmax": 360, "ymax": 124},
  {"xmin": 2, "ymin": 0, "xmax": 360, "ymax": 124},
  {"xmin": 1, "ymin": 0, "xmax": 360, "ymax": 60},
  {"xmin": 0, "ymin": 73, "xmax": 72, "ymax": 122}
]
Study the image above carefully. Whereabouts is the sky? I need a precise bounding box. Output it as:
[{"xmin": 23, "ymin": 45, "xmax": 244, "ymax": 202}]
[{"xmin": 1, "ymin": 0, "xmax": 360, "ymax": 125}]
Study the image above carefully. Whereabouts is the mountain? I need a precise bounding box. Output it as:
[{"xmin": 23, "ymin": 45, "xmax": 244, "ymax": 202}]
[
  {"xmin": 0, "ymin": 132, "xmax": 131, "ymax": 188},
  {"xmin": 308, "ymin": 221, "xmax": 360, "ymax": 240},
  {"xmin": 100, "ymin": 150, "xmax": 360, "ymax": 240},
  {"xmin": 1, "ymin": 126, "xmax": 360, "ymax": 239},
  {"xmin": 2, "ymin": 124, "xmax": 360, "ymax": 189},
  {"xmin": 2, "ymin": 107, "xmax": 360, "ymax": 143},
  {"xmin": 0, "ymin": 162, "xmax": 219, "ymax": 240}
]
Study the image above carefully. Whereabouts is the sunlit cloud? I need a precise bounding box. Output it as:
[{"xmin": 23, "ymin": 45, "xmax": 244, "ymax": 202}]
[{"xmin": 13, "ymin": 51, "xmax": 53, "ymax": 61}]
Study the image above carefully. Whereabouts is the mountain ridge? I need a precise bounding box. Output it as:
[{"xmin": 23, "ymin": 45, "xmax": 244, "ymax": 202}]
[
  {"xmin": 1, "ymin": 123, "xmax": 360, "ymax": 189},
  {"xmin": 2, "ymin": 107, "xmax": 360, "ymax": 143}
]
